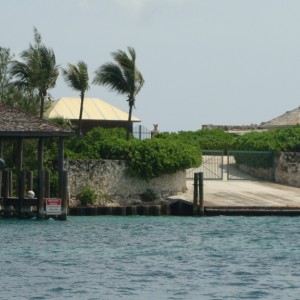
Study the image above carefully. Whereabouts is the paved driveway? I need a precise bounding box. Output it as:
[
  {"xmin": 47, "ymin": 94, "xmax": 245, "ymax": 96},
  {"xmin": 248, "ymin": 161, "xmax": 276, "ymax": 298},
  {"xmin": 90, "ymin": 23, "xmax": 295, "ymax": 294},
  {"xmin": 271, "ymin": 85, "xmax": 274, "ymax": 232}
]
[{"xmin": 181, "ymin": 179, "xmax": 300, "ymax": 207}]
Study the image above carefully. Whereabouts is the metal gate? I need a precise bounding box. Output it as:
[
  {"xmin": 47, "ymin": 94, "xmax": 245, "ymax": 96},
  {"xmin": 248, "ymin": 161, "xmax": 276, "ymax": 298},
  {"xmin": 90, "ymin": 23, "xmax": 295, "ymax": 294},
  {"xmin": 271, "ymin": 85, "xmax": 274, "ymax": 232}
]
[
  {"xmin": 133, "ymin": 125, "xmax": 151, "ymax": 140},
  {"xmin": 187, "ymin": 150, "xmax": 274, "ymax": 181},
  {"xmin": 227, "ymin": 150, "xmax": 274, "ymax": 181},
  {"xmin": 186, "ymin": 150, "xmax": 224, "ymax": 180}
]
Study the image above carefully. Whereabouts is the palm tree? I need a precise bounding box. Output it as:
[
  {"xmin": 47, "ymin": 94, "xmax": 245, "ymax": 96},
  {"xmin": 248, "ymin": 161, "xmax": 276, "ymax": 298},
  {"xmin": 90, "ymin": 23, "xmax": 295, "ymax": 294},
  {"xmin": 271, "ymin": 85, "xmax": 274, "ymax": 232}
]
[
  {"xmin": 10, "ymin": 27, "xmax": 59, "ymax": 118},
  {"xmin": 93, "ymin": 47, "xmax": 144, "ymax": 140},
  {"xmin": 62, "ymin": 61, "xmax": 89, "ymax": 136}
]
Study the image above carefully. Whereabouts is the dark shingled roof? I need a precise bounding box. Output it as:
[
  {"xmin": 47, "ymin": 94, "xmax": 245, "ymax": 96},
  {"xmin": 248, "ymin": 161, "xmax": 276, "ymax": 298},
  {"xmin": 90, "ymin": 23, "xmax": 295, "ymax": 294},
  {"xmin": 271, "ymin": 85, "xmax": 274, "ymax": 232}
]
[
  {"xmin": 261, "ymin": 106, "xmax": 300, "ymax": 129},
  {"xmin": 0, "ymin": 104, "xmax": 74, "ymax": 137}
]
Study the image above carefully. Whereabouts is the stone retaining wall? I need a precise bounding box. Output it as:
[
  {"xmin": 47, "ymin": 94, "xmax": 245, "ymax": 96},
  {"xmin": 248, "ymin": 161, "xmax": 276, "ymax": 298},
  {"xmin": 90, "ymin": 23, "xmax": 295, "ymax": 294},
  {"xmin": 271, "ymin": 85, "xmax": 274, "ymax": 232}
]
[
  {"xmin": 275, "ymin": 152, "xmax": 300, "ymax": 187},
  {"xmin": 66, "ymin": 159, "xmax": 186, "ymax": 204}
]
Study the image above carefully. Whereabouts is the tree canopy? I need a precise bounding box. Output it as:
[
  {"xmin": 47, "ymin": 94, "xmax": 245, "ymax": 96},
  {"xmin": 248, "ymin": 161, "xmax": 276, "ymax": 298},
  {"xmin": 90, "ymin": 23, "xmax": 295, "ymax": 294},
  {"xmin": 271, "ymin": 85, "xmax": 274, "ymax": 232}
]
[
  {"xmin": 10, "ymin": 27, "xmax": 59, "ymax": 118},
  {"xmin": 62, "ymin": 61, "xmax": 89, "ymax": 136},
  {"xmin": 93, "ymin": 47, "xmax": 144, "ymax": 140}
]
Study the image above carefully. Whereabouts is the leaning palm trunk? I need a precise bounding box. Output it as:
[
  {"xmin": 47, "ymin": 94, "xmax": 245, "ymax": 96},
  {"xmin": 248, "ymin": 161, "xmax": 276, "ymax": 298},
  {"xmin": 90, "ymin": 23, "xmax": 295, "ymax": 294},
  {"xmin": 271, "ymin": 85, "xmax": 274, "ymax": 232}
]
[
  {"xmin": 62, "ymin": 61, "xmax": 89, "ymax": 137},
  {"xmin": 78, "ymin": 92, "xmax": 85, "ymax": 136},
  {"xmin": 39, "ymin": 90, "xmax": 46, "ymax": 118},
  {"xmin": 39, "ymin": 95, "xmax": 44, "ymax": 118},
  {"xmin": 126, "ymin": 98, "xmax": 134, "ymax": 141}
]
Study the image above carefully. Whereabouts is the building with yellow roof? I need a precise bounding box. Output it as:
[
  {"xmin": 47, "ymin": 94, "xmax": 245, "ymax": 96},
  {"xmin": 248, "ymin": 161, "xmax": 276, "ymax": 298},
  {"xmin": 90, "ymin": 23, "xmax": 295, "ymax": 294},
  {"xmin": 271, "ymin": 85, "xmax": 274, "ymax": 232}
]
[{"xmin": 45, "ymin": 97, "xmax": 141, "ymax": 135}]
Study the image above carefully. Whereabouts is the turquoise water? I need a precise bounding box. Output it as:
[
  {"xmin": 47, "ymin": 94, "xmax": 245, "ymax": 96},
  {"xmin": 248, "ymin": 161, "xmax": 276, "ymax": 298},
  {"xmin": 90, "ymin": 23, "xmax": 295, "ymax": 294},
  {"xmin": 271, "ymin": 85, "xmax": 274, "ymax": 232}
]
[{"xmin": 1, "ymin": 216, "xmax": 300, "ymax": 300}]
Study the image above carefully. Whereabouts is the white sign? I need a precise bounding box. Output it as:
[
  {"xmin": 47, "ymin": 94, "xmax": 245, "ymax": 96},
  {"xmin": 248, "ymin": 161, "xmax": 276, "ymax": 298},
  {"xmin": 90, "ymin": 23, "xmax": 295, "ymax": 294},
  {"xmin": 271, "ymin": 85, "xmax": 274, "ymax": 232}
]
[{"xmin": 46, "ymin": 198, "xmax": 61, "ymax": 215}]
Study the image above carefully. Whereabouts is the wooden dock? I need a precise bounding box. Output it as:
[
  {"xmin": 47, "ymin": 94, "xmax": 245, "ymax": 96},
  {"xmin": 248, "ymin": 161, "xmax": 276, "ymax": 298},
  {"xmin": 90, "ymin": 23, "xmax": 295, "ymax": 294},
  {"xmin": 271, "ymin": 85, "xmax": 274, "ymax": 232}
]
[{"xmin": 3, "ymin": 175, "xmax": 300, "ymax": 218}]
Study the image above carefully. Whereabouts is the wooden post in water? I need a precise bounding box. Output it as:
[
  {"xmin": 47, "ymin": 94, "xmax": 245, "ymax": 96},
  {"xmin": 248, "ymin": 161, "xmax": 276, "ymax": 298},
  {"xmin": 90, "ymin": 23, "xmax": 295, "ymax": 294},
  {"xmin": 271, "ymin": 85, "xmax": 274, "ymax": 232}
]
[
  {"xmin": 193, "ymin": 173, "xmax": 199, "ymax": 215},
  {"xmin": 37, "ymin": 138, "xmax": 45, "ymax": 219},
  {"xmin": 8, "ymin": 170, "xmax": 12, "ymax": 197},
  {"xmin": 44, "ymin": 171, "xmax": 50, "ymax": 198},
  {"xmin": 18, "ymin": 171, "xmax": 26, "ymax": 217},
  {"xmin": 38, "ymin": 170, "xmax": 45, "ymax": 219},
  {"xmin": 2, "ymin": 170, "xmax": 10, "ymax": 216},
  {"xmin": 60, "ymin": 170, "xmax": 68, "ymax": 220},
  {"xmin": 16, "ymin": 138, "xmax": 23, "ymax": 214},
  {"xmin": 198, "ymin": 172, "xmax": 204, "ymax": 216},
  {"xmin": 0, "ymin": 157, "xmax": 5, "ymax": 213},
  {"xmin": 3, "ymin": 170, "xmax": 9, "ymax": 198}
]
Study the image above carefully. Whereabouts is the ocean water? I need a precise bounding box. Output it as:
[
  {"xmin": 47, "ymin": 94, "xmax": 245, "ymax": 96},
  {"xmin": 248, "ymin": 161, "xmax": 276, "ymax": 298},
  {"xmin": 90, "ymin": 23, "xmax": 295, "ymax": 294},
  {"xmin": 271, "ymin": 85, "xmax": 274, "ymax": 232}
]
[{"xmin": 1, "ymin": 216, "xmax": 300, "ymax": 300}]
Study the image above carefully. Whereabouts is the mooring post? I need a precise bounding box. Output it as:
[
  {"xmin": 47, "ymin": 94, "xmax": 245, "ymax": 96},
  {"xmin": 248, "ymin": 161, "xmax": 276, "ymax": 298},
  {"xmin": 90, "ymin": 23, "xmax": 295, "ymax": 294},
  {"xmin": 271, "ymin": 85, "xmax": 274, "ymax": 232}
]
[
  {"xmin": 18, "ymin": 171, "xmax": 26, "ymax": 217},
  {"xmin": 193, "ymin": 173, "xmax": 199, "ymax": 215},
  {"xmin": 60, "ymin": 170, "xmax": 68, "ymax": 221},
  {"xmin": 0, "ymin": 158, "xmax": 5, "ymax": 213},
  {"xmin": 198, "ymin": 172, "xmax": 204, "ymax": 216},
  {"xmin": 2, "ymin": 170, "xmax": 10, "ymax": 216},
  {"xmin": 3, "ymin": 170, "xmax": 9, "ymax": 198},
  {"xmin": 8, "ymin": 170, "xmax": 12, "ymax": 197},
  {"xmin": 44, "ymin": 171, "xmax": 50, "ymax": 198},
  {"xmin": 37, "ymin": 170, "xmax": 45, "ymax": 219}
]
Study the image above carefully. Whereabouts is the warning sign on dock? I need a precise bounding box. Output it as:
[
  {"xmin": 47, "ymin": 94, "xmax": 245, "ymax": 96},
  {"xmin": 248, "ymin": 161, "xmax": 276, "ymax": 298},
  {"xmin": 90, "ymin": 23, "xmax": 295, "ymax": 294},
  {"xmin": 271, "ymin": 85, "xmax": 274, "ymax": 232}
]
[{"xmin": 46, "ymin": 198, "xmax": 61, "ymax": 215}]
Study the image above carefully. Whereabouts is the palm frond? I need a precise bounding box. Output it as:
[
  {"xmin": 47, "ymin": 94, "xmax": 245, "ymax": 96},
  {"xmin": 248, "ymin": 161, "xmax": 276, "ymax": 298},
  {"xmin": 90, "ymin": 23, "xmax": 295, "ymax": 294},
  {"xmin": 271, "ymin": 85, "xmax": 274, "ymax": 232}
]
[
  {"xmin": 93, "ymin": 63, "xmax": 128, "ymax": 95},
  {"xmin": 134, "ymin": 68, "xmax": 144, "ymax": 96},
  {"xmin": 62, "ymin": 61, "xmax": 89, "ymax": 93},
  {"xmin": 39, "ymin": 45, "xmax": 59, "ymax": 89},
  {"xmin": 93, "ymin": 46, "xmax": 144, "ymax": 140}
]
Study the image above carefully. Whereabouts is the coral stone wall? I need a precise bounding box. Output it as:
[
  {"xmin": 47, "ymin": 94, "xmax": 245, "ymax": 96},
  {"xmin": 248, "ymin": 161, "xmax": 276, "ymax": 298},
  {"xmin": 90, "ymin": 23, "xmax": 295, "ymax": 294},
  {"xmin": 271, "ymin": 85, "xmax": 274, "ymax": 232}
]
[
  {"xmin": 275, "ymin": 152, "xmax": 300, "ymax": 187},
  {"xmin": 66, "ymin": 159, "xmax": 186, "ymax": 202}
]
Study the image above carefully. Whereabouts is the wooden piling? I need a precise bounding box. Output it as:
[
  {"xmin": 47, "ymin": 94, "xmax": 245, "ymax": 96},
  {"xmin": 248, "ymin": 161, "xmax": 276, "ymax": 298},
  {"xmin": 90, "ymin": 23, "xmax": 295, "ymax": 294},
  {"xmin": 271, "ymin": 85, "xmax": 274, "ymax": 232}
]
[
  {"xmin": 106, "ymin": 207, "xmax": 112, "ymax": 215},
  {"xmin": 142, "ymin": 205, "xmax": 149, "ymax": 216},
  {"xmin": 120, "ymin": 207, "xmax": 126, "ymax": 216},
  {"xmin": 126, "ymin": 206, "xmax": 137, "ymax": 215},
  {"xmin": 198, "ymin": 172, "xmax": 204, "ymax": 216},
  {"xmin": 44, "ymin": 171, "xmax": 50, "ymax": 198},
  {"xmin": 193, "ymin": 173, "xmax": 199, "ymax": 215},
  {"xmin": 149, "ymin": 205, "xmax": 161, "ymax": 216},
  {"xmin": 18, "ymin": 171, "xmax": 26, "ymax": 217},
  {"xmin": 161, "ymin": 204, "xmax": 170, "ymax": 215},
  {"xmin": 60, "ymin": 171, "xmax": 68, "ymax": 221},
  {"xmin": 8, "ymin": 170, "xmax": 12, "ymax": 197},
  {"xmin": 2, "ymin": 170, "xmax": 12, "ymax": 217},
  {"xmin": 37, "ymin": 170, "xmax": 45, "ymax": 219}
]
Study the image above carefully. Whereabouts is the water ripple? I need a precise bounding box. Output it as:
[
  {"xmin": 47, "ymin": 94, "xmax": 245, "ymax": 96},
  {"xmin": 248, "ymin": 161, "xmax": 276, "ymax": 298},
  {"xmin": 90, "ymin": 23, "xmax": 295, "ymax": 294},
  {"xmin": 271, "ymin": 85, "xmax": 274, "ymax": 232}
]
[{"xmin": 1, "ymin": 216, "xmax": 300, "ymax": 299}]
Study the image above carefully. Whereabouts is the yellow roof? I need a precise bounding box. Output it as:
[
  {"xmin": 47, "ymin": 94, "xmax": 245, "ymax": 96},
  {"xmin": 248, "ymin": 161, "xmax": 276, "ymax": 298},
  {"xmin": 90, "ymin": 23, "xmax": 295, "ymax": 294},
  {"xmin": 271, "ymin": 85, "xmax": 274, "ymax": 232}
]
[{"xmin": 45, "ymin": 97, "xmax": 140, "ymax": 122}]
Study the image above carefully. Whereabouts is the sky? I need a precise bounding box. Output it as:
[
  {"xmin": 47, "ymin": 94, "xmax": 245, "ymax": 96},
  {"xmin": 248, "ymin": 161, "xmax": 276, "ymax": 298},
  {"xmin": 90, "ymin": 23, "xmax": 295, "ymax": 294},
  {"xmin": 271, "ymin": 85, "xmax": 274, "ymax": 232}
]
[{"xmin": 1, "ymin": 0, "xmax": 300, "ymax": 133}]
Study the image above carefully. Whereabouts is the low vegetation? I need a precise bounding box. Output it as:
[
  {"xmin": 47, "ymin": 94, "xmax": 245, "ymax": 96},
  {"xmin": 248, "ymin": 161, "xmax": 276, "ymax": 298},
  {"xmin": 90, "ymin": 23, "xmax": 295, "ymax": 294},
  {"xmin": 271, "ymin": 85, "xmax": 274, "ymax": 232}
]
[
  {"xmin": 155, "ymin": 129, "xmax": 236, "ymax": 152},
  {"xmin": 233, "ymin": 127, "xmax": 300, "ymax": 152},
  {"xmin": 64, "ymin": 126, "xmax": 300, "ymax": 179},
  {"xmin": 65, "ymin": 127, "xmax": 201, "ymax": 180},
  {"xmin": 76, "ymin": 187, "xmax": 98, "ymax": 206}
]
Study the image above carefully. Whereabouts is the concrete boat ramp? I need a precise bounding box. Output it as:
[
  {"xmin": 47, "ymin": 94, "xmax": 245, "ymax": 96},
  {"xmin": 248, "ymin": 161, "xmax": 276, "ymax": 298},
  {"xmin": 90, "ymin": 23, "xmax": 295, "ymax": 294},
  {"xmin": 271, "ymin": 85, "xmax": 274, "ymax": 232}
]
[{"xmin": 168, "ymin": 179, "xmax": 300, "ymax": 216}]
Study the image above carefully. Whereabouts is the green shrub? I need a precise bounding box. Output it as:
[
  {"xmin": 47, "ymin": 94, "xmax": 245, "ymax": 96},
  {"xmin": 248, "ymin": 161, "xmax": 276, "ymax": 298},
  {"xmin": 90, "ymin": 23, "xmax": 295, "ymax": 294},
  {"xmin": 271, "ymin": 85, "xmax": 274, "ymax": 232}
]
[
  {"xmin": 233, "ymin": 128, "xmax": 300, "ymax": 153},
  {"xmin": 77, "ymin": 187, "xmax": 98, "ymax": 206},
  {"xmin": 126, "ymin": 138, "xmax": 201, "ymax": 179},
  {"xmin": 65, "ymin": 127, "xmax": 128, "ymax": 159},
  {"xmin": 65, "ymin": 127, "xmax": 201, "ymax": 180},
  {"xmin": 156, "ymin": 129, "xmax": 236, "ymax": 152}
]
